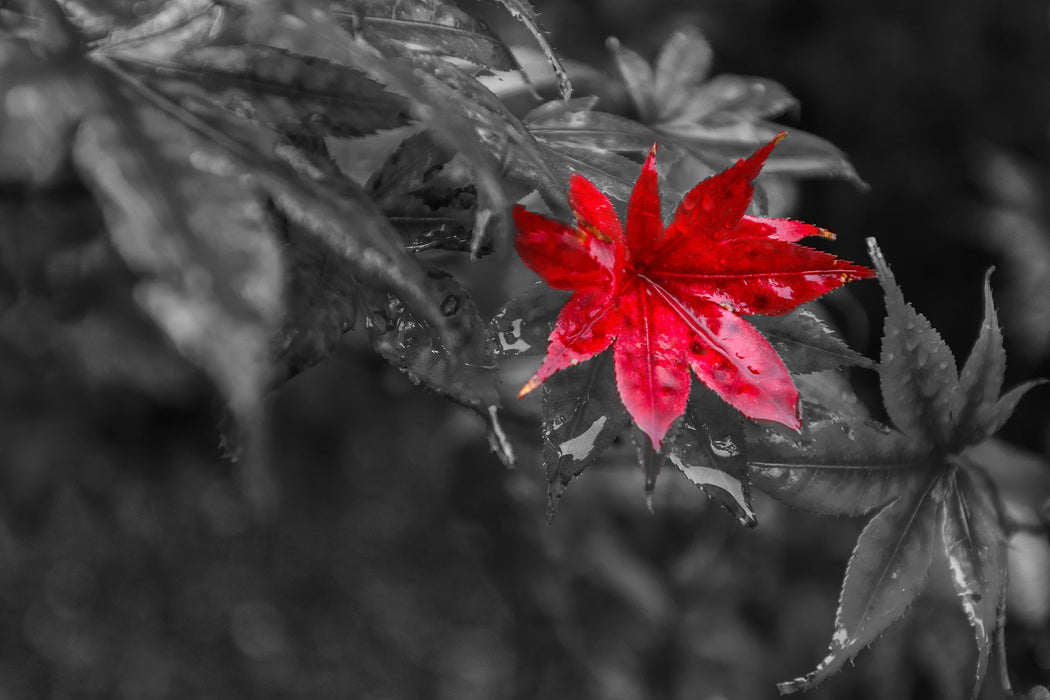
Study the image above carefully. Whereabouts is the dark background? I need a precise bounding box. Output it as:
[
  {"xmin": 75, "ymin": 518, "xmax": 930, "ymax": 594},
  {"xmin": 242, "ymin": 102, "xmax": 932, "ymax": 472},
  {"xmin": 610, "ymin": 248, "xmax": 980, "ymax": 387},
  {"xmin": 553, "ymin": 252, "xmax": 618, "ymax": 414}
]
[{"xmin": 1, "ymin": 0, "xmax": 1049, "ymax": 698}]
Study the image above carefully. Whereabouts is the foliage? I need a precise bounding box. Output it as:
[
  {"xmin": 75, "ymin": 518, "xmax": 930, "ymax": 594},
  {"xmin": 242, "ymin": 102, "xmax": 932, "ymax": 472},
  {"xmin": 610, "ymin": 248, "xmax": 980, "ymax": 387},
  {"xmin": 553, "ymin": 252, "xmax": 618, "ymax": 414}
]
[{"xmin": 0, "ymin": 0, "xmax": 1045, "ymax": 697}]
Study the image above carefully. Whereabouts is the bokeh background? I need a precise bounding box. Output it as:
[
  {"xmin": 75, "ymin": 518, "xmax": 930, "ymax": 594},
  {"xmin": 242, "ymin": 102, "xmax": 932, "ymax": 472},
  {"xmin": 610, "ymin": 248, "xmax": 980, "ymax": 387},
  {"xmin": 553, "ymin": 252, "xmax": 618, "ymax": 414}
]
[{"xmin": 1, "ymin": 0, "xmax": 1050, "ymax": 698}]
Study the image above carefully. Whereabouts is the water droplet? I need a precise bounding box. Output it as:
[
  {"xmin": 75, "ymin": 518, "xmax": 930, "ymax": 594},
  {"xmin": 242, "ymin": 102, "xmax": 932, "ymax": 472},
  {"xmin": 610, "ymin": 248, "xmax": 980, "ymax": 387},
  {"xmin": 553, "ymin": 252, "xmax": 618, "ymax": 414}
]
[
  {"xmin": 747, "ymin": 365, "xmax": 760, "ymax": 374},
  {"xmin": 440, "ymin": 294, "xmax": 460, "ymax": 316}
]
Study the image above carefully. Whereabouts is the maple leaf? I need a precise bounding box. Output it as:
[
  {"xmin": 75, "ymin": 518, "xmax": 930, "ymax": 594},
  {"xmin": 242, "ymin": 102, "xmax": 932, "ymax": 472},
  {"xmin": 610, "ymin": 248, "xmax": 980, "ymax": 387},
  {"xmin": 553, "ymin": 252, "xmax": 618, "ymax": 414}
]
[
  {"xmin": 748, "ymin": 239, "xmax": 1046, "ymax": 697},
  {"xmin": 512, "ymin": 133, "xmax": 874, "ymax": 449},
  {"xmin": 608, "ymin": 27, "xmax": 863, "ymax": 185}
]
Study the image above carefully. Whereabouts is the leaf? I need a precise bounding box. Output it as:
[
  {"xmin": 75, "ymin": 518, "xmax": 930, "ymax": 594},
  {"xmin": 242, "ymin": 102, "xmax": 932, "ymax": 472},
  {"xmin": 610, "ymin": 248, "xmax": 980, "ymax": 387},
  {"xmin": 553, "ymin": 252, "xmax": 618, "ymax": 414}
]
[
  {"xmin": 69, "ymin": 64, "xmax": 284, "ymax": 511},
  {"xmin": 72, "ymin": 73, "xmax": 284, "ymax": 417},
  {"xmin": 336, "ymin": 0, "xmax": 519, "ymax": 72},
  {"xmin": 108, "ymin": 60, "xmax": 466, "ymax": 351},
  {"xmin": 779, "ymin": 475, "xmax": 941, "ymax": 694},
  {"xmin": 652, "ymin": 26, "xmax": 713, "ymax": 121},
  {"xmin": 55, "ymin": 0, "xmax": 117, "ymax": 39},
  {"xmin": 526, "ymin": 103, "xmax": 662, "ymax": 154},
  {"xmin": 145, "ymin": 44, "xmax": 414, "ymax": 138},
  {"xmin": 89, "ymin": 0, "xmax": 225, "ymax": 61},
  {"xmin": 748, "ymin": 401, "xmax": 929, "ymax": 517},
  {"xmin": 765, "ymin": 238, "xmax": 1041, "ymax": 696},
  {"xmin": 218, "ymin": 0, "xmax": 511, "ymax": 251},
  {"xmin": 490, "ymin": 282, "xmax": 569, "ymax": 359},
  {"xmin": 665, "ymin": 384, "xmax": 754, "ymax": 526},
  {"xmin": 747, "ymin": 306, "xmax": 873, "ymax": 374},
  {"xmin": 361, "ymin": 267, "xmax": 512, "ymax": 464},
  {"xmin": 665, "ymin": 119, "xmax": 864, "ymax": 185},
  {"xmin": 673, "ymin": 75, "xmax": 798, "ymax": 124},
  {"xmin": 609, "ymin": 27, "xmax": 864, "ymax": 185},
  {"xmin": 514, "ymin": 136, "xmax": 873, "ymax": 448},
  {"xmin": 607, "ymin": 36, "xmax": 655, "ymax": 121},
  {"xmin": 367, "ymin": 131, "xmax": 480, "ymax": 254},
  {"xmin": 869, "ymin": 238, "xmax": 959, "ymax": 447},
  {"xmin": 270, "ymin": 211, "xmax": 359, "ymax": 386},
  {"xmin": 952, "ymin": 270, "xmax": 1005, "ymax": 445},
  {"xmin": 367, "ymin": 130, "xmax": 451, "ymax": 203},
  {"xmin": 373, "ymin": 50, "xmax": 564, "ymax": 217},
  {"xmin": 941, "ymin": 466, "xmax": 1008, "ymax": 699},
  {"xmin": 489, "ymin": 0, "xmax": 570, "ymax": 99},
  {"xmin": 542, "ymin": 350, "xmax": 630, "ymax": 518},
  {"xmin": 983, "ymin": 378, "xmax": 1047, "ymax": 438}
]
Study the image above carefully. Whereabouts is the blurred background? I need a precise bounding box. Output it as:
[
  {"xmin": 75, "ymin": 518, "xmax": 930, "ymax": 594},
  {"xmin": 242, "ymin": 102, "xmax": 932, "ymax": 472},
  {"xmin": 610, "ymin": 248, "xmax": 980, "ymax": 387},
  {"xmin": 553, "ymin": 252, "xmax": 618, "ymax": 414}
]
[{"xmin": 1, "ymin": 0, "xmax": 1050, "ymax": 698}]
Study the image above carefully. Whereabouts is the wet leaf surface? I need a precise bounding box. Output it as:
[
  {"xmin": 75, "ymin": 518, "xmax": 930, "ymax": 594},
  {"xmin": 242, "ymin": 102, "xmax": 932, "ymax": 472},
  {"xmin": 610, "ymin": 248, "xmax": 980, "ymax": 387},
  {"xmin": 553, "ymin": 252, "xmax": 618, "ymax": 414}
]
[
  {"xmin": 514, "ymin": 135, "xmax": 872, "ymax": 448},
  {"xmin": 541, "ymin": 350, "xmax": 630, "ymax": 517},
  {"xmin": 764, "ymin": 240, "xmax": 1040, "ymax": 696},
  {"xmin": 338, "ymin": 0, "xmax": 520, "ymax": 73},
  {"xmin": 665, "ymin": 384, "xmax": 754, "ymax": 526}
]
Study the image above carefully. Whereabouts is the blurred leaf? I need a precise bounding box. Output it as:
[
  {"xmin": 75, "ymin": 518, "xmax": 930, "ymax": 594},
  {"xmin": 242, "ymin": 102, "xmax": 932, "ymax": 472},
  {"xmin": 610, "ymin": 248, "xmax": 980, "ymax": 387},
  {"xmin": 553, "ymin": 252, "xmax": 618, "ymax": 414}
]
[
  {"xmin": 652, "ymin": 27, "xmax": 713, "ymax": 122},
  {"xmin": 110, "ymin": 61, "xmax": 465, "ymax": 350},
  {"xmin": 608, "ymin": 27, "xmax": 864, "ymax": 185},
  {"xmin": 0, "ymin": 42, "xmax": 91, "ymax": 187},
  {"xmin": 607, "ymin": 36, "xmax": 655, "ymax": 122},
  {"xmin": 674, "ymin": 75, "xmax": 797, "ymax": 124},
  {"xmin": 88, "ymin": 0, "xmax": 225, "ymax": 61},
  {"xmin": 140, "ymin": 44, "xmax": 414, "ymax": 138},
  {"xmin": 72, "ymin": 74, "xmax": 284, "ymax": 425},
  {"xmin": 55, "ymin": 0, "xmax": 118, "ymax": 39}
]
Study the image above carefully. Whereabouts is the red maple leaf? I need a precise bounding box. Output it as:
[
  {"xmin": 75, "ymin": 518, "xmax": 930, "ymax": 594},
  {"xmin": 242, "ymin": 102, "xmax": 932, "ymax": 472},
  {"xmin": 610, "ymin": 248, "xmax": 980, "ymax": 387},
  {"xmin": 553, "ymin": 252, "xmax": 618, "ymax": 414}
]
[{"xmin": 513, "ymin": 133, "xmax": 875, "ymax": 449}]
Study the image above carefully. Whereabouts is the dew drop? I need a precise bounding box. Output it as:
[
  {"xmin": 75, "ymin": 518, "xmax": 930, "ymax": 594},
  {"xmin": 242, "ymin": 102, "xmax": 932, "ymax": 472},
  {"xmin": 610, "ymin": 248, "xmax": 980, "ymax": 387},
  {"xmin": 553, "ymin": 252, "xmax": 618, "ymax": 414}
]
[
  {"xmin": 440, "ymin": 294, "xmax": 460, "ymax": 316},
  {"xmin": 747, "ymin": 365, "xmax": 760, "ymax": 374}
]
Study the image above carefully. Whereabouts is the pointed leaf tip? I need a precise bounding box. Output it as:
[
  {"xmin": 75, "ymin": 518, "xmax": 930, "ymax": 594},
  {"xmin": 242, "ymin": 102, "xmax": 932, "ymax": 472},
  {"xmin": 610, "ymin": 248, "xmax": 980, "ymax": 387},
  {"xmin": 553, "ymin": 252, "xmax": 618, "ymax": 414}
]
[
  {"xmin": 518, "ymin": 375, "xmax": 541, "ymax": 398},
  {"xmin": 867, "ymin": 237, "xmax": 959, "ymax": 443}
]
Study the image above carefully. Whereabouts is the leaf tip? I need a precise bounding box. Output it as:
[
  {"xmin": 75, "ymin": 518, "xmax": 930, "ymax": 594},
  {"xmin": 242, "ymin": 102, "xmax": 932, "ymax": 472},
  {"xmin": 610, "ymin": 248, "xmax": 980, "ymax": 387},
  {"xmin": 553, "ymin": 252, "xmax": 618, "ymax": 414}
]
[
  {"xmin": 776, "ymin": 676, "xmax": 810, "ymax": 695},
  {"xmin": 518, "ymin": 376, "xmax": 541, "ymax": 398}
]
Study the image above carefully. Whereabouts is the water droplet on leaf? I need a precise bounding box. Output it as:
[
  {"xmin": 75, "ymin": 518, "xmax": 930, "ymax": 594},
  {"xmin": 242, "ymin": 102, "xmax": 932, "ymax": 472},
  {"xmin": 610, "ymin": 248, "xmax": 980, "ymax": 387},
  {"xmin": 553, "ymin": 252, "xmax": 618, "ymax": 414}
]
[{"xmin": 440, "ymin": 294, "xmax": 460, "ymax": 316}]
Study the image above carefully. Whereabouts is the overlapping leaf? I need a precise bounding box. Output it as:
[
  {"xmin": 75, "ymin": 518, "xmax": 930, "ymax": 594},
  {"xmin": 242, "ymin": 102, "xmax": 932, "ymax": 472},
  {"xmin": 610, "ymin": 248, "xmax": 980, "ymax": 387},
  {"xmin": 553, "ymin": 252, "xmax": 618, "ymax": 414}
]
[
  {"xmin": 494, "ymin": 138, "xmax": 871, "ymax": 515},
  {"xmin": 752, "ymin": 239, "xmax": 1042, "ymax": 697},
  {"xmin": 513, "ymin": 135, "xmax": 873, "ymax": 448}
]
